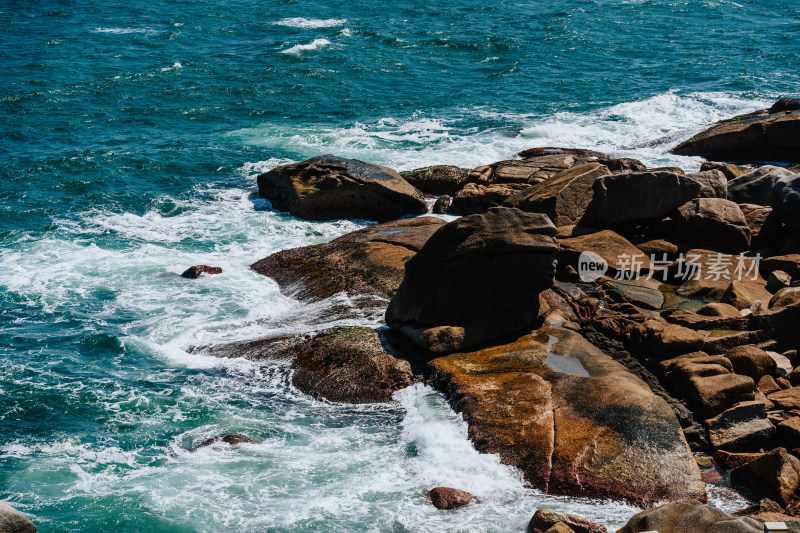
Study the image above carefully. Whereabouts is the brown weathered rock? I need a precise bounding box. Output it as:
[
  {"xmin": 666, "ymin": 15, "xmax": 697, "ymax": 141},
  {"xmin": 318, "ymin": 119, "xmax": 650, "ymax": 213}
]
[
  {"xmin": 674, "ymin": 250, "xmax": 769, "ymax": 305},
  {"xmin": 502, "ymin": 163, "xmax": 611, "ymax": 227},
  {"xmin": 701, "ymin": 162, "xmax": 748, "ymax": 180},
  {"xmin": 618, "ymin": 499, "xmax": 762, "ymax": 533},
  {"xmin": 714, "ymin": 450, "xmax": 764, "ymax": 470},
  {"xmin": 672, "ymin": 107, "xmax": 800, "ymax": 163},
  {"xmin": 287, "ymin": 327, "xmax": 417, "ymax": 403},
  {"xmin": 628, "ymin": 319, "xmax": 705, "ymax": 358},
  {"xmin": 544, "ymin": 523, "xmax": 576, "ymax": 533},
  {"xmin": 431, "ymin": 195, "xmax": 451, "ymax": 214},
  {"xmin": 675, "ymin": 198, "xmax": 751, "ymax": 252},
  {"xmin": 251, "ymin": 217, "xmax": 445, "ymax": 301},
  {"xmin": 400, "ymin": 166, "xmax": 469, "ymax": 195},
  {"xmin": 730, "ymin": 447, "xmax": 800, "ymax": 506},
  {"xmin": 704, "ymin": 401, "xmax": 775, "ymax": 452},
  {"xmin": 769, "ymin": 388, "xmax": 800, "ymax": 410},
  {"xmin": 449, "ymin": 182, "xmax": 530, "ymax": 215},
  {"xmin": 771, "ymin": 287, "xmax": 800, "ymax": 309},
  {"xmin": 386, "ymin": 208, "xmax": 558, "ymax": 353},
  {"xmin": 792, "ymin": 366, "xmax": 800, "ymax": 387},
  {"xmin": 725, "ymin": 345, "xmax": 778, "ymax": 381},
  {"xmin": 685, "ymin": 373, "xmax": 756, "ymax": 420},
  {"xmin": 768, "ymin": 271, "xmax": 793, "ymax": 293},
  {"xmin": 761, "ymin": 255, "xmax": 800, "ymax": 279},
  {"xmin": 427, "ymin": 487, "xmax": 474, "ymax": 510},
  {"xmin": 257, "ymin": 155, "xmax": 427, "ymax": 222},
  {"xmin": 0, "ymin": 502, "xmax": 36, "ymax": 533},
  {"xmin": 528, "ymin": 509, "xmax": 606, "ymax": 533},
  {"xmin": 759, "ymin": 375, "xmax": 782, "ymax": 395},
  {"xmin": 181, "ymin": 265, "xmax": 222, "ymax": 278},
  {"xmin": 778, "ymin": 417, "xmax": 800, "ymax": 445},
  {"xmin": 193, "ymin": 433, "xmax": 258, "ymax": 450},
  {"xmin": 697, "ymin": 303, "xmax": 742, "ymax": 318},
  {"xmin": 427, "ymin": 327, "xmax": 705, "ymax": 504},
  {"xmin": 557, "ymin": 230, "xmax": 651, "ymax": 279},
  {"xmin": 590, "ymin": 171, "xmax": 725, "ymax": 226},
  {"xmin": 740, "ymin": 203, "xmax": 782, "ymax": 249}
]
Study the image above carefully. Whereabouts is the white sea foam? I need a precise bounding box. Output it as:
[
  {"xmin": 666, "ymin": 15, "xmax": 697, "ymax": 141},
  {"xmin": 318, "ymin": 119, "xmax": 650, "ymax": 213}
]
[
  {"xmin": 280, "ymin": 38, "xmax": 332, "ymax": 55},
  {"xmin": 160, "ymin": 61, "xmax": 182, "ymax": 72},
  {"xmin": 232, "ymin": 91, "xmax": 770, "ymax": 171},
  {"xmin": 92, "ymin": 27, "xmax": 159, "ymax": 35},
  {"xmin": 273, "ymin": 17, "xmax": 347, "ymax": 29}
]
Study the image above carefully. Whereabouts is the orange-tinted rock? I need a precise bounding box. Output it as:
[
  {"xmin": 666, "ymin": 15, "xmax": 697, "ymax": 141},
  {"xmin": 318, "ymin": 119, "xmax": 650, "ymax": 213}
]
[
  {"xmin": 427, "ymin": 487, "xmax": 474, "ymax": 510},
  {"xmin": 251, "ymin": 217, "xmax": 445, "ymax": 301},
  {"xmin": 181, "ymin": 265, "xmax": 222, "ymax": 278},
  {"xmin": 427, "ymin": 327, "xmax": 705, "ymax": 504}
]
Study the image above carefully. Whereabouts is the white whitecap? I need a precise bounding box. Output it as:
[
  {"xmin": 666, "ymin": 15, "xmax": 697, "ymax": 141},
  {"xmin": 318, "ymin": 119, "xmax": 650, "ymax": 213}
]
[
  {"xmin": 273, "ymin": 17, "xmax": 346, "ymax": 29},
  {"xmin": 280, "ymin": 38, "xmax": 332, "ymax": 55},
  {"xmin": 92, "ymin": 27, "xmax": 159, "ymax": 35}
]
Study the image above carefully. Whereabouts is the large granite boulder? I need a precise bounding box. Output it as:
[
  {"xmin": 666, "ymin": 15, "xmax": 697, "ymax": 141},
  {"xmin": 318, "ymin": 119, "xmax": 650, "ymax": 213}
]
[
  {"xmin": 675, "ymin": 198, "xmax": 751, "ymax": 252},
  {"xmin": 386, "ymin": 207, "xmax": 558, "ymax": 353},
  {"xmin": 251, "ymin": 217, "xmax": 445, "ymax": 301},
  {"xmin": 427, "ymin": 487, "xmax": 474, "ymax": 510},
  {"xmin": 502, "ymin": 163, "xmax": 611, "ymax": 226},
  {"xmin": 256, "ymin": 155, "xmax": 427, "ymax": 222},
  {"xmin": 557, "ymin": 230, "xmax": 651, "ymax": 280},
  {"xmin": 672, "ymin": 107, "xmax": 800, "ymax": 163},
  {"xmin": 730, "ymin": 447, "xmax": 800, "ymax": 506},
  {"xmin": 400, "ymin": 165, "xmax": 469, "ymax": 195},
  {"xmin": 617, "ymin": 499, "xmax": 762, "ymax": 533},
  {"xmin": 773, "ymin": 173, "xmax": 800, "ymax": 233},
  {"xmin": 589, "ymin": 171, "xmax": 724, "ymax": 226},
  {"xmin": 427, "ymin": 327, "xmax": 706, "ymax": 503},
  {"xmin": 286, "ymin": 327, "xmax": 417, "ymax": 403},
  {"xmin": 725, "ymin": 345, "xmax": 777, "ymax": 381},
  {"xmin": 0, "ymin": 502, "xmax": 36, "ymax": 533},
  {"xmin": 728, "ymin": 166, "xmax": 795, "ymax": 206}
]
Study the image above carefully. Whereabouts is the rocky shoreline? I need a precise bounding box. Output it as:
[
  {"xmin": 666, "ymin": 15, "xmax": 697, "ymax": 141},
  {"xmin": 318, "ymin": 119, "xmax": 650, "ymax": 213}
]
[{"xmin": 181, "ymin": 100, "xmax": 800, "ymax": 532}]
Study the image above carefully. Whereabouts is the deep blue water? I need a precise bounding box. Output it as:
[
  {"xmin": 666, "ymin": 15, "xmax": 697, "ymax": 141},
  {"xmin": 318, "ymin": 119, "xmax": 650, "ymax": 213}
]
[{"xmin": 1, "ymin": 0, "xmax": 798, "ymax": 531}]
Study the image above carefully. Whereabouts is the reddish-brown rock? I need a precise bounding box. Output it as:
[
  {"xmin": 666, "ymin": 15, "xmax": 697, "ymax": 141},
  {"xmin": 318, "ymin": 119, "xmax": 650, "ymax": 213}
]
[
  {"xmin": 427, "ymin": 487, "xmax": 474, "ymax": 510},
  {"xmin": 528, "ymin": 509, "xmax": 606, "ymax": 533}
]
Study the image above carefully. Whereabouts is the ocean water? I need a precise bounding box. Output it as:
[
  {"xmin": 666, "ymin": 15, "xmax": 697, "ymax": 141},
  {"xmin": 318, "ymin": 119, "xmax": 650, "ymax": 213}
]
[{"xmin": 1, "ymin": 0, "xmax": 797, "ymax": 531}]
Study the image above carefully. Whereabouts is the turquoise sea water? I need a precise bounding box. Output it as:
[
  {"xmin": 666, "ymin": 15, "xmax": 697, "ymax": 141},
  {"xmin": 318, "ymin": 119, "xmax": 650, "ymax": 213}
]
[{"xmin": 2, "ymin": 1, "xmax": 799, "ymax": 531}]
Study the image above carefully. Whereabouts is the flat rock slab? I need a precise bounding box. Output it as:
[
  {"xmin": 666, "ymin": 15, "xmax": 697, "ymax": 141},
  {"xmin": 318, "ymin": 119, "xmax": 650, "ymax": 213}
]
[
  {"xmin": 427, "ymin": 327, "xmax": 705, "ymax": 504},
  {"xmin": 251, "ymin": 217, "xmax": 445, "ymax": 301},
  {"xmin": 672, "ymin": 108, "xmax": 800, "ymax": 163}
]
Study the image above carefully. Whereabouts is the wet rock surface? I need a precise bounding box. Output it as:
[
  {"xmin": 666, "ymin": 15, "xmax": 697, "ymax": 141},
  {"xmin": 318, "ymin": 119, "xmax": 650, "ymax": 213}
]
[
  {"xmin": 257, "ymin": 155, "xmax": 428, "ymax": 222},
  {"xmin": 251, "ymin": 217, "xmax": 445, "ymax": 301}
]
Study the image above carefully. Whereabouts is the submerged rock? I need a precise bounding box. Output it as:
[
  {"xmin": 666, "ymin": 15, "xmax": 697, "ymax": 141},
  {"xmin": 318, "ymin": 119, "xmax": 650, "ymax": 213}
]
[
  {"xmin": 386, "ymin": 207, "xmax": 558, "ymax": 353},
  {"xmin": 617, "ymin": 499, "xmax": 762, "ymax": 533},
  {"xmin": 181, "ymin": 265, "xmax": 222, "ymax": 278},
  {"xmin": 427, "ymin": 327, "xmax": 705, "ymax": 504},
  {"xmin": 257, "ymin": 155, "xmax": 427, "ymax": 222},
  {"xmin": 672, "ymin": 106, "xmax": 800, "ymax": 163},
  {"xmin": 427, "ymin": 487, "xmax": 474, "ymax": 510},
  {"xmin": 192, "ymin": 433, "xmax": 258, "ymax": 450},
  {"xmin": 251, "ymin": 216, "xmax": 445, "ymax": 301},
  {"xmin": 0, "ymin": 501, "xmax": 36, "ymax": 533}
]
